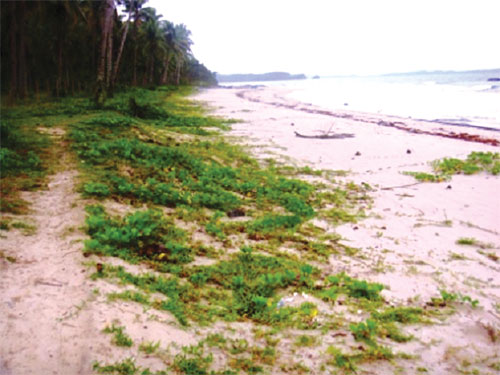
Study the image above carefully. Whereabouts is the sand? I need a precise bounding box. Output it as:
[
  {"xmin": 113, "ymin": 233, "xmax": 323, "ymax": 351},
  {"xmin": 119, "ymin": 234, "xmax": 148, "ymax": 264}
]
[{"xmin": 1, "ymin": 86, "xmax": 499, "ymax": 374}]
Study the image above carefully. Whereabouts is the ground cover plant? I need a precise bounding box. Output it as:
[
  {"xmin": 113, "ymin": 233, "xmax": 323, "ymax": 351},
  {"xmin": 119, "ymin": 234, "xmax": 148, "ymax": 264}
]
[
  {"xmin": 72, "ymin": 87, "xmax": 367, "ymax": 261},
  {"xmin": 0, "ymin": 116, "xmax": 51, "ymax": 214},
  {"xmin": 405, "ymin": 151, "xmax": 500, "ymax": 182}
]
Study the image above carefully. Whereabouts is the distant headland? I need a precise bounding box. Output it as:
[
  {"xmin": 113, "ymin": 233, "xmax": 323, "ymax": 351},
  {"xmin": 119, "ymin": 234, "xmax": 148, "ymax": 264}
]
[{"xmin": 216, "ymin": 72, "xmax": 307, "ymax": 83}]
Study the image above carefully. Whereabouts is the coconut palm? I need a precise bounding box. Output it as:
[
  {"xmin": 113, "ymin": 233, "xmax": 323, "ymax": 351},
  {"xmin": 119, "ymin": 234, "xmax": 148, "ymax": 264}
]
[
  {"xmin": 94, "ymin": 0, "xmax": 115, "ymax": 106},
  {"xmin": 158, "ymin": 20, "xmax": 175, "ymax": 85},
  {"xmin": 111, "ymin": 0, "xmax": 147, "ymax": 88},
  {"xmin": 172, "ymin": 23, "xmax": 193, "ymax": 85},
  {"xmin": 138, "ymin": 7, "xmax": 163, "ymax": 85}
]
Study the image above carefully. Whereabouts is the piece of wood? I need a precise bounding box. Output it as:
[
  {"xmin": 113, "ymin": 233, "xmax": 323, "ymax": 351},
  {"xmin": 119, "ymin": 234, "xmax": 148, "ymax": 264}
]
[{"xmin": 294, "ymin": 131, "xmax": 354, "ymax": 139}]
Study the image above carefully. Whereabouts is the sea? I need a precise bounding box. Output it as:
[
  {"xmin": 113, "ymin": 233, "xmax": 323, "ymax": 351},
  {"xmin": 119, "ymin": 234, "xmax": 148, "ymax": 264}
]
[{"xmin": 222, "ymin": 69, "xmax": 500, "ymax": 131}]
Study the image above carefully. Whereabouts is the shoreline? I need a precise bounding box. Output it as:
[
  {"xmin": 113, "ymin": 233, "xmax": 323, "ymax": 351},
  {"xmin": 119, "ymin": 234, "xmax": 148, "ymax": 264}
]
[{"xmin": 235, "ymin": 86, "xmax": 500, "ymax": 145}]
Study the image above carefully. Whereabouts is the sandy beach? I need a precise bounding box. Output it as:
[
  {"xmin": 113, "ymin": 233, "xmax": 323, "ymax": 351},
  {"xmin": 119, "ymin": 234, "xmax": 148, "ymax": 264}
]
[
  {"xmin": 195, "ymin": 85, "xmax": 500, "ymax": 373},
  {"xmin": 1, "ymin": 85, "xmax": 499, "ymax": 375}
]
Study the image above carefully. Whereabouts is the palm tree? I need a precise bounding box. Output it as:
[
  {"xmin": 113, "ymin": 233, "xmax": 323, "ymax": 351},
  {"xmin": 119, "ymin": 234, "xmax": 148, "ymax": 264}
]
[
  {"xmin": 175, "ymin": 23, "xmax": 193, "ymax": 85},
  {"xmin": 137, "ymin": 7, "xmax": 162, "ymax": 85},
  {"xmin": 111, "ymin": 0, "xmax": 147, "ymax": 89},
  {"xmin": 94, "ymin": 0, "xmax": 115, "ymax": 106},
  {"xmin": 159, "ymin": 20, "xmax": 175, "ymax": 85},
  {"xmin": 172, "ymin": 23, "xmax": 193, "ymax": 85}
]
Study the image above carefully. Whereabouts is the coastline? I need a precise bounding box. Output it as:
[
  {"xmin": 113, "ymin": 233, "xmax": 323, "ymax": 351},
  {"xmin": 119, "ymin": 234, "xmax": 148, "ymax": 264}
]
[{"xmin": 194, "ymin": 86, "xmax": 500, "ymax": 374}]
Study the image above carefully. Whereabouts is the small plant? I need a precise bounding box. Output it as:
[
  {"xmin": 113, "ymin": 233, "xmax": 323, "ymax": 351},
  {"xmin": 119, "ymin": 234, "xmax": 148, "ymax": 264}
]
[
  {"xmin": 456, "ymin": 237, "xmax": 493, "ymax": 249},
  {"xmin": 294, "ymin": 334, "xmax": 317, "ymax": 347},
  {"xmin": 349, "ymin": 319, "xmax": 378, "ymax": 344},
  {"xmin": 323, "ymin": 207, "xmax": 359, "ymax": 225},
  {"xmin": 10, "ymin": 220, "xmax": 37, "ymax": 235},
  {"xmin": 139, "ymin": 340, "xmax": 161, "ymax": 354},
  {"xmin": 203, "ymin": 333, "xmax": 227, "ymax": 348},
  {"xmin": 327, "ymin": 346, "xmax": 357, "ymax": 373},
  {"xmin": 173, "ymin": 344, "xmax": 213, "ymax": 375},
  {"xmin": 478, "ymin": 250, "xmax": 499, "ymax": 262},
  {"xmin": 93, "ymin": 358, "xmax": 143, "ymax": 375},
  {"xmin": 103, "ymin": 324, "xmax": 133, "ymax": 347},
  {"xmin": 406, "ymin": 151, "xmax": 500, "ymax": 183},
  {"xmin": 403, "ymin": 171, "xmax": 446, "ymax": 182},
  {"xmin": 107, "ymin": 290, "xmax": 150, "ymax": 305},
  {"xmin": 0, "ymin": 250, "xmax": 16, "ymax": 263},
  {"xmin": 456, "ymin": 237, "xmax": 477, "ymax": 246},
  {"xmin": 428, "ymin": 290, "xmax": 479, "ymax": 308},
  {"xmin": 82, "ymin": 182, "xmax": 111, "ymax": 197},
  {"xmin": 372, "ymin": 306, "xmax": 424, "ymax": 324}
]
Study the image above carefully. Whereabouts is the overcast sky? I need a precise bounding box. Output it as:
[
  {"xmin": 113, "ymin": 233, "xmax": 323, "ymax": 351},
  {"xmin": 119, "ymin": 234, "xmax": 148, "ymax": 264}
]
[{"xmin": 146, "ymin": 0, "xmax": 500, "ymax": 76}]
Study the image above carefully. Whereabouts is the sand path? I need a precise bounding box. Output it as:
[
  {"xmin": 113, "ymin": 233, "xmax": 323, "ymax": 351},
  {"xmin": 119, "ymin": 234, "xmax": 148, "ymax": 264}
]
[{"xmin": 0, "ymin": 129, "xmax": 100, "ymax": 374}]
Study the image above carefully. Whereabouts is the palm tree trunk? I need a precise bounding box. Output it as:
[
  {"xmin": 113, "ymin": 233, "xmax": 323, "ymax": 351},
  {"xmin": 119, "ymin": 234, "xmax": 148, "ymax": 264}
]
[
  {"xmin": 18, "ymin": 0, "xmax": 27, "ymax": 99},
  {"xmin": 160, "ymin": 56, "xmax": 171, "ymax": 85},
  {"xmin": 95, "ymin": 0, "xmax": 114, "ymax": 106},
  {"xmin": 132, "ymin": 24, "xmax": 138, "ymax": 86},
  {"xmin": 148, "ymin": 47, "xmax": 155, "ymax": 84},
  {"xmin": 176, "ymin": 60, "xmax": 183, "ymax": 85},
  {"xmin": 56, "ymin": 39, "xmax": 63, "ymax": 97},
  {"xmin": 9, "ymin": 1, "xmax": 18, "ymax": 102},
  {"xmin": 111, "ymin": 7, "xmax": 132, "ymax": 87},
  {"xmin": 105, "ymin": 17, "xmax": 113, "ymax": 90}
]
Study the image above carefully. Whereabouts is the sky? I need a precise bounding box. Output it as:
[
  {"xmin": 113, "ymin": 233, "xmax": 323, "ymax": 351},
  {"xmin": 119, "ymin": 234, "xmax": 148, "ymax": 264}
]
[{"xmin": 145, "ymin": 0, "xmax": 500, "ymax": 76}]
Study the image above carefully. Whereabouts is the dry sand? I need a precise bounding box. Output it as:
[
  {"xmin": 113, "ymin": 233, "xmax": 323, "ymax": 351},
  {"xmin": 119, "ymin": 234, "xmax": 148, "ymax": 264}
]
[{"xmin": 0, "ymin": 86, "xmax": 499, "ymax": 375}]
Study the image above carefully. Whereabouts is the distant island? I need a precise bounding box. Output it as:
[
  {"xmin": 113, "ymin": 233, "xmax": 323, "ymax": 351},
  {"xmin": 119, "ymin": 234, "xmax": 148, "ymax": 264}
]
[{"xmin": 216, "ymin": 72, "xmax": 307, "ymax": 83}]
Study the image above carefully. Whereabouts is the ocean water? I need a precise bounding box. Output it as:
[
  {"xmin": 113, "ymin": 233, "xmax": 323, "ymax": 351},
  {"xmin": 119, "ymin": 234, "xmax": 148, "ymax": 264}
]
[{"xmin": 226, "ymin": 70, "xmax": 500, "ymax": 130}]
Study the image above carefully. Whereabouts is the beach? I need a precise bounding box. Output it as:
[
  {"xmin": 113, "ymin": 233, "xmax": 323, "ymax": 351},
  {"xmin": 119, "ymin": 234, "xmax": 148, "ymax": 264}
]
[
  {"xmin": 195, "ymin": 85, "xmax": 500, "ymax": 373},
  {"xmin": 1, "ymin": 84, "xmax": 499, "ymax": 375}
]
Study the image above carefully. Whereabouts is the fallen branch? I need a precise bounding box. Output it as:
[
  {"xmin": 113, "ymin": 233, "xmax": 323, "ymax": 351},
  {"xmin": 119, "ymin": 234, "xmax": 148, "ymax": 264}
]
[
  {"xmin": 35, "ymin": 278, "xmax": 65, "ymax": 287},
  {"xmin": 294, "ymin": 131, "xmax": 354, "ymax": 139},
  {"xmin": 380, "ymin": 182, "xmax": 423, "ymax": 191}
]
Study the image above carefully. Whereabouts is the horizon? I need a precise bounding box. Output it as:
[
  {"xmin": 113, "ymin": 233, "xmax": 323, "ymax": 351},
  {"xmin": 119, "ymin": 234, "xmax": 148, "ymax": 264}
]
[
  {"xmin": 215, "ymin": 67, "xmax": 500, "ymax": 78},
  {"xmin": 146, "ymin": 0, "xmax": 500, "ymax": 77}
]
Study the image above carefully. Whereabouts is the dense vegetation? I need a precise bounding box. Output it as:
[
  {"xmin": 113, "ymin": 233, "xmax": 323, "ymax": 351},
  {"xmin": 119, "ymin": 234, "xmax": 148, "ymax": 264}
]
[{"xmin": 1, "ymin": 0, "xmax": 216, "ymax": 105}]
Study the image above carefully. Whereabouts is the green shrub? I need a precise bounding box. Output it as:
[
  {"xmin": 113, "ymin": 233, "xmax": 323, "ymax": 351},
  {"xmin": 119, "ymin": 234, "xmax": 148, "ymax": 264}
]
[
  {"xmin": 83, "ymin": 182, "xmax": 110, "ymax": 197},
  {"xmin": 323, "ymin": 273, "xmax": 384, "ymax": 301},
  {"xmin": 84, "ymin": 205, "xmax": 191, "ymax": 264}
]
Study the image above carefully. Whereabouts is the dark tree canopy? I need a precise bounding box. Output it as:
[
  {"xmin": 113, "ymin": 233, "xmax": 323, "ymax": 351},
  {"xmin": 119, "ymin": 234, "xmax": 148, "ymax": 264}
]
[{"xmin": 0, "ymin": 0, "xmax": 217, "ymax": 103}]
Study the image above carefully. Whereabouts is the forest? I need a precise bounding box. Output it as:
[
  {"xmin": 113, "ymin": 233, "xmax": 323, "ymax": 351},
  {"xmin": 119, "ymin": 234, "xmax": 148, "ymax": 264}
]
[{"xmin": 1, "ymin": 0, "xmax": 217, "ymax": 105}]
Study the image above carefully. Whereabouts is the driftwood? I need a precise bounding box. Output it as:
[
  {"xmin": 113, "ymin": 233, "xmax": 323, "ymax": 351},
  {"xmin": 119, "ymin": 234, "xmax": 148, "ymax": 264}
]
[
  {"xmin": 294, "ymin": 131, "xmax": 354, "ymax": 139},
  {"xmin": 380, "ymin": 182, "xmax": 423, "ymax": 191}
]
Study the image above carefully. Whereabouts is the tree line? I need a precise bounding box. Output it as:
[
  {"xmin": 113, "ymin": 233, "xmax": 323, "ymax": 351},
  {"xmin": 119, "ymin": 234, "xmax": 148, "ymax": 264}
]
[{"xmin": 1, "ymin": 0, "xmax": 217, "ymax": 105}]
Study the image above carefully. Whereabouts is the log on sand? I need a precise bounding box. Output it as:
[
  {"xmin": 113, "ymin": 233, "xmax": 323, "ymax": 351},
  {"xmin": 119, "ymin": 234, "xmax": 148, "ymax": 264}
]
[{"xmin": 294, "ymin": 131, "xmax": 354, "ymax": 139}]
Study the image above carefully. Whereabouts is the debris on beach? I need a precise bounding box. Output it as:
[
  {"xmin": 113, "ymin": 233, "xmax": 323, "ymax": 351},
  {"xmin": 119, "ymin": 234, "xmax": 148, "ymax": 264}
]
[{"xmin": 294, "ymin": 131, "xmax": 354, "ymax": 139}]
